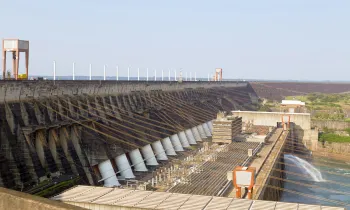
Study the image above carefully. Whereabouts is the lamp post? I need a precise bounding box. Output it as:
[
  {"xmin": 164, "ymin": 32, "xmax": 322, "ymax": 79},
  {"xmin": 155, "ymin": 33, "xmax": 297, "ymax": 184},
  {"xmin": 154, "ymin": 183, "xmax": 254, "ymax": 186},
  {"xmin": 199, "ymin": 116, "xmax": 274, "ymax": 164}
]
[{"xmin": 89, "ymin": 64, "xmax": 92, "ymax": 80}]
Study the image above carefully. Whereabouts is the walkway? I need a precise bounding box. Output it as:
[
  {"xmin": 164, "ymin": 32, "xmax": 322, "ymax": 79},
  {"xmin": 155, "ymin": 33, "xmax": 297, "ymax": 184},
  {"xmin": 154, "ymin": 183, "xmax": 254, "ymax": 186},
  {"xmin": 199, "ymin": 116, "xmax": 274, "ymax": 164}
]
[{"xmin": 51, "ymin": 185, "xmax": 345, "ymax": 210}]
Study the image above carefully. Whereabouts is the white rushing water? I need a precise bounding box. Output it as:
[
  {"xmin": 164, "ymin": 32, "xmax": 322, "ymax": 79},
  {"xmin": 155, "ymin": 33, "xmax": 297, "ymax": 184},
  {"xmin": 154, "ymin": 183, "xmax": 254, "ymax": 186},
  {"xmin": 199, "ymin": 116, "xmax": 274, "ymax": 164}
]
[{"xmin": 284, "ymin": 154, "xmax": 325, "ymax": 182}]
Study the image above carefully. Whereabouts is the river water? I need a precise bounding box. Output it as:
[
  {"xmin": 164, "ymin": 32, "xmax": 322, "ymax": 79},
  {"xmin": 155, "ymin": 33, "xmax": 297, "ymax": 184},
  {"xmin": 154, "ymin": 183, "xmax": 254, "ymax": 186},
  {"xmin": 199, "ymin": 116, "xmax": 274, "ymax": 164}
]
[{"xmin": 280, "ymin": 154, "xmax": 350, "ymax": 209}]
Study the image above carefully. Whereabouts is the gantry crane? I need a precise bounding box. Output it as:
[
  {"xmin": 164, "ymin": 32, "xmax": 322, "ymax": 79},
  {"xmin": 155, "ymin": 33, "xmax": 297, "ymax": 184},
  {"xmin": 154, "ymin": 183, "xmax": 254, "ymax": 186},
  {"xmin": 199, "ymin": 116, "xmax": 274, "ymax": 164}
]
[{"xmin": 2, "ymin": 39, "xmax": 29, "ymax": 80}]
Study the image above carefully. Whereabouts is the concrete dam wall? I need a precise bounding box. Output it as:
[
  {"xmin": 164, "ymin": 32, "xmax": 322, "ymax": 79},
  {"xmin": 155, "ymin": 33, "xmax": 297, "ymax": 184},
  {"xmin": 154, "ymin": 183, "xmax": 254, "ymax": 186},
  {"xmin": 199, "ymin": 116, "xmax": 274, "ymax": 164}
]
[
  {"xmin": 311, "ymin": 120, "xmax": 350, "ymax": 131},
  {"xmin": 0, "ymin": 81, "xmax": 258, "ymax": 191}
]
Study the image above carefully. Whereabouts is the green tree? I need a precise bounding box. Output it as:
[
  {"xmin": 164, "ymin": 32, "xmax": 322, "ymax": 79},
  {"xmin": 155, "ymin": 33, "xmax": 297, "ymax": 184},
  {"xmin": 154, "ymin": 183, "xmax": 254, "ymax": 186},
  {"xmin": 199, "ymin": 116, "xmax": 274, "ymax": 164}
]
[{"xmin": 307, "ymin": 93, "xmax": 318, "ymax": 102}]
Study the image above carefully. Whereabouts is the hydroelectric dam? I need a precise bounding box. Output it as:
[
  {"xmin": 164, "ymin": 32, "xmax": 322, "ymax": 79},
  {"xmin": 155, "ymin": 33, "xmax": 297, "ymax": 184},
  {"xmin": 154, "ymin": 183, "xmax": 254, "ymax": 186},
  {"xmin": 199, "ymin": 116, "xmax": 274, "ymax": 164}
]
[
  {"xmin": 0, "ymin": 80, "xmax": 258, "ymax": 190},
  {"xmin": 0, "ymin": 80, "xmax": 346, "ymax": 210}
]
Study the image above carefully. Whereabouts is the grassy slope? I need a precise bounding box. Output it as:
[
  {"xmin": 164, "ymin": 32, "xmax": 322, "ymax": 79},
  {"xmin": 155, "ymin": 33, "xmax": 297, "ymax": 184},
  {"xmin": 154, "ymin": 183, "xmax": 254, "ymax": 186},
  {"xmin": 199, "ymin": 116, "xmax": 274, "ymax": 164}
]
[
  {"xmin": 319, "ymin": 133, "xmax": 350, "ymax": 143},
  {"xmin": 286, "ymin": 93, "xmax": 350, "ymax": 121},
  {"xmin": 286, "ymin": 94, "xmax": 350, "ymax": 142}
]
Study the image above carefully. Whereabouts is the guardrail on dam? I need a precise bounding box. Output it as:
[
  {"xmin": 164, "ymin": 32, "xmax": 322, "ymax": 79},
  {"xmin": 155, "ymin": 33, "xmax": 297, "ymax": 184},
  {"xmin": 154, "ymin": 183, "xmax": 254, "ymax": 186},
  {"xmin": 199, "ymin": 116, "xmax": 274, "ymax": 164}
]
[{"xmin": 0, "ymin": 80, "xmax": 258, "ymax": 193}]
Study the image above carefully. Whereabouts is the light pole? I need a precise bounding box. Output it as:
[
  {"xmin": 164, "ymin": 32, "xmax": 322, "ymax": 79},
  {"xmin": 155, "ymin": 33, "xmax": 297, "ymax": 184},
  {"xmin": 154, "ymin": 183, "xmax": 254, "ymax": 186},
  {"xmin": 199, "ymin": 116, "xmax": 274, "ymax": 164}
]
[
  {"xmin": 128, "ymin": 66, "xmax": 130, "ymax": 81},
  {"xmin": 103, "ymin": 65, "xmax": 106, "ymax": 80},
  {"xmin": 138, "ymin": 68, "xmax": 140, "ymax": 81},
  {"xmin": 147, "ymin": 68, "xmax": 149, "ymax": 81},
  {"xmin": 116, "ymin": 66, "xmax": 119, "ymax": 81},
  {"xmin": 72, "ymin": 62, "xmax": 75, "ymax": 80},
  {"xmin": 53, "ymin": 61, "xmax": 56, "ymax": 81},
  {"xmin": 89, "ymin": 64, "xmax": 92, "ymax": 80}
]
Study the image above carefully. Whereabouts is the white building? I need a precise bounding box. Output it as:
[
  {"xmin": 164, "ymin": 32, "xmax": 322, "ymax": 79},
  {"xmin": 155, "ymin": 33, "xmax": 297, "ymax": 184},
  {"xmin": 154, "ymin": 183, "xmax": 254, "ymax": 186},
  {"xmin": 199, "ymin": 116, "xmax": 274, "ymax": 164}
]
[{"xmin": 280, "ymin": 100, "xmax": 305, "ymax": 113}]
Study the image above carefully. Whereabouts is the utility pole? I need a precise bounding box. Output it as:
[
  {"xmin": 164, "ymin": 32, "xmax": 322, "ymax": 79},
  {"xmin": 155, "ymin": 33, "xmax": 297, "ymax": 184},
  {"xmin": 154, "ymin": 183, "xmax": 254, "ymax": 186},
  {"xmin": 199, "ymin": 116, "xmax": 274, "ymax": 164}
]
[
  {"xmin": 103, "ymin": 65, "xmax": 106, "ymax": 80},
  {"xmin": 53, "ymin": 61, "xmax": 56, "ymax": 81},
  {"xmin": 128, "ymin": 66, "xmax": 130, "ymax": 81},
  {"xmin": 116, "ymin": 66, "xmax": 119, "ymax": 81},
  {"xmin": 138, "ymin": 68, "xmax": 140, "ymax": 81},
  {"xmin": 147, "ymin": 68, "xmax": 149, "ymax": 81},
  {"xmin": 89, "ymin": 64, "xmax": 92, "ymax": 80},
  {"xmin": 72, "ymin": 62, "xmax": 75, "ymax": 80}
]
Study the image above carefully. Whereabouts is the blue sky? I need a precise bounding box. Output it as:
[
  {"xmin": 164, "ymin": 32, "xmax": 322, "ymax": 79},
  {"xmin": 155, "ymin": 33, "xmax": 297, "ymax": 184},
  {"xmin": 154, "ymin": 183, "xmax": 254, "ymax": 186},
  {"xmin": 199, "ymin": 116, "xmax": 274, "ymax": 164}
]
[{"xmin": 1, "ymin": 0, "xmax": 349, "ymax": 80}]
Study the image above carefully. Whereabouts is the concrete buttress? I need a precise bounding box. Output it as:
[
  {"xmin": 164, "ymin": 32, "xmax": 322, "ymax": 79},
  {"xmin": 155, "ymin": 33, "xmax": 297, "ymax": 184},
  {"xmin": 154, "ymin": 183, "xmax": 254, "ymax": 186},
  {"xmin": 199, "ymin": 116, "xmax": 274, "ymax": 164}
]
[
  {"xmin": 59, "ymin": 127, "xmax": 79, "ymax": 176},
  {"xmin": 70, "ymin": 126, "xmax": 94, "ymax": 185}
]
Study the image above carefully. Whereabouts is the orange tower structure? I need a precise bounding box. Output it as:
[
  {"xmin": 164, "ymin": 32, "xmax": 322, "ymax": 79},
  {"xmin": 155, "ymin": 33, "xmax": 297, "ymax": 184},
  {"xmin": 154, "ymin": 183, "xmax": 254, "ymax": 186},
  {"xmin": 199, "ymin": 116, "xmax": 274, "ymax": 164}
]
[
  {"xmin": 214, "ymin": 68, "xmax": 222, "ymax": 81},
  {"xmin": 281, "ymin": 115, "xmax": 291, "ymax": 130},
  {"xmin": 2, "ymin": 39, "xmax": 29, "ymax": 80},
  {"xmin": 233, "ymin": 166, "xmax": 256, "ymax": 199}
]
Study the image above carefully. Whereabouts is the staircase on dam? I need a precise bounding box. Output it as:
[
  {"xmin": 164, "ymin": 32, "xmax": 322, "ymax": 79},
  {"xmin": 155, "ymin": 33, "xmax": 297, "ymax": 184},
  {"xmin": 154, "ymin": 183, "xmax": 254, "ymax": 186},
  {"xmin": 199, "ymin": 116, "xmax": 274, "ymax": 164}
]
[{"xmin": 0, "ymin": 81, "xmax": 258, "ymax": 192}]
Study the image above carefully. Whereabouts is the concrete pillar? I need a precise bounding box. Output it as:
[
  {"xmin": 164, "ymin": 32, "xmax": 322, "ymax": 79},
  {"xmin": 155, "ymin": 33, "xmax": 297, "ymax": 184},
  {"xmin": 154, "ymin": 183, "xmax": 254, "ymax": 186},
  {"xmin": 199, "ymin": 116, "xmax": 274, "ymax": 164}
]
[
  {"xmin": 115, "ymin": 154, "xmax": 135, "ymax": 179},
  {"xmin": 58, "ymin": 128, "xmax": 79, "ymax": 175},
  {"xmin": 35, "ymin": 132, "xmax": 46, "ymax": 169},
  {"xmin": 170, "ymin": 134, "xmax": 184, "ymax": 152},
  {"xmin": 1, "ymin": 145, "xmax": 21, "ymax": 187},
  {"xmin": 19, "ymin": 133, "xmax": 39, "ymax": 182},
  {"xmin": 44, "ymin": 102, "xmax": 56, "ymax": 123},
  {"xmin": 151, "ymin": 140, "xmax": 168, "ymax": 161},
  {"xmin": 161, "ymin": 137, "xmax": 177, "ymax": 156},
  {"xmin": 141, "ymin": 144, "xmax": 158, "ymax": 166},
  {"xmin": 185, "ymin": 129, "xmax": 197, "ymax": 145},
  {"xmin": 129, "ymin": 149, "xmax": 148, "ymax": 172},
  {"xmin": 71, "ymin": 126, "xmax": 94, "ymax": 185},
  {"xmin": 196, "ymin": 125, "xmax": 207, "ymax": 139},
  {"xmin": 19, "ymin": 102, "xmax": 30, "ymax": 126},
  {"xmin": 191, "ymin": 127, "xmax": 202, "ymax": 142},
  {"xmin": 33, "ymin": 102, "xmax": 45, "ymax": 125},
  {"xmin": 98, "ymin": 159, "xmax": 120, "ymax": 187},
  {"xmin": 202, "ymin": 123, "xmax": 212, "ymax": 137},
  {"xmin": 178, "ymin": 131, "xmax": 191, "ymax": 148},
  {"xmin": 48, "ymin": 130, "xmax": 64, "ymax": 173}
]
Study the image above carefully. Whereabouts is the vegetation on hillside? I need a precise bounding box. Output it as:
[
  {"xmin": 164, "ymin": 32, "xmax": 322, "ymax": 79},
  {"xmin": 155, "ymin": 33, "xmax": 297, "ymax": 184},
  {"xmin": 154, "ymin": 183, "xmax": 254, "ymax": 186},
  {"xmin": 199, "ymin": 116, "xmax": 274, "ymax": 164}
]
[
  {"xmin": 286, "ymin": 93, "xmax": 350, "ymax": 121},
  {"xmin": 319, "ymin": 133, "xmax": 350, "ymax": 143},
  {"xmin": 257, "ymin": 92, "xmax": 350, "ymax": 142},
  {"xmin": 258, "ymin": 104, "xmax": 273, "ymax": 112},
  {"xmin": 256, "ymin": 98, "xmax": 275, "ymax": 112},
  {"xmin": 319, "ymin": 127, "xmax": 350, "ymax": 143},
  {"xmin": 287, "ymin": 93, "xmax": 350, "ymax": 103}
]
